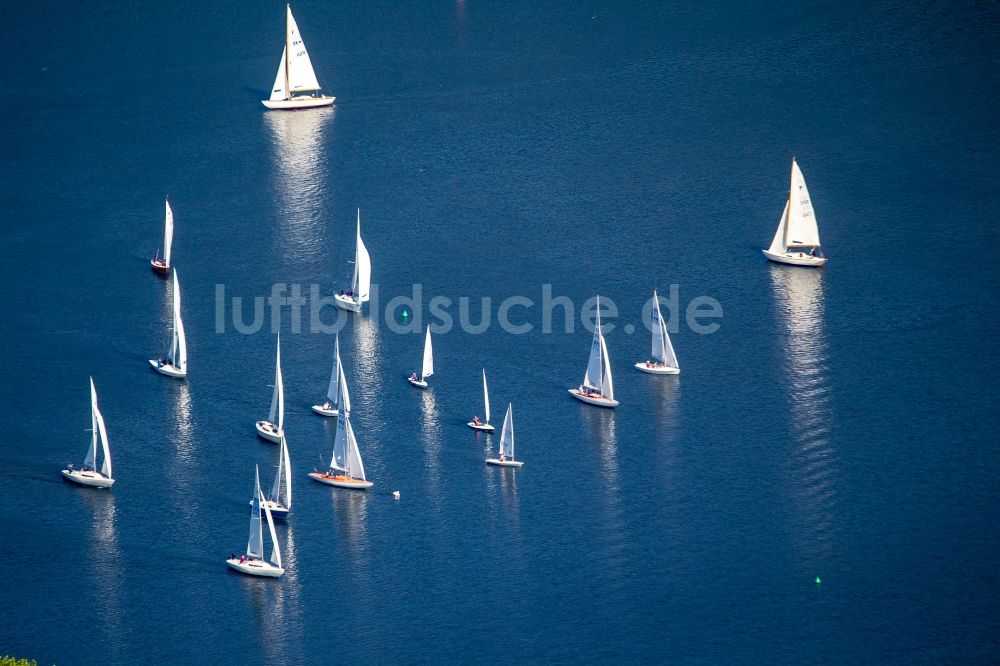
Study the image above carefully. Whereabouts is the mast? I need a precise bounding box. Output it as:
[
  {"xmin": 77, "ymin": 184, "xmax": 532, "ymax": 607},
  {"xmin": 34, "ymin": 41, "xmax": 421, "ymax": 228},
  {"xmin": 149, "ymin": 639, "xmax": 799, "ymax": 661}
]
[
  {"xmin": 783, "ymin": 156, "xmax": 795, "ymax": 250},
  {"xmin": 284, "ymin": 4, "xmax": 292, "ymax": 100}
]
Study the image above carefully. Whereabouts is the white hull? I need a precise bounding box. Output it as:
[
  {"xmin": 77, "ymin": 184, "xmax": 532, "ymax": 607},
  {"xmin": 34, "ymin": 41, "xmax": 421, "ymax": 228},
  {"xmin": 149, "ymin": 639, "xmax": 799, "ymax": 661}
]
[
  {"xmin": 568, "ymin": 388, "xmax": 619, "ymax": 408},
  {"xmin": 333, "ymin": 293, "xmax": 363, "ymax": 312},
  {"xmin": 486, "ymin": 458, "xmax": 523, "ymax": 467},
  {"xmin": 762, "ymin": 249, "xmax": 827, "ymax": 267},
  {"xmin": 467, "ymin": 422, "xmax": 495, "ymax": 432},
  {"xmin": 249, "ymin": 499, "xmax": 289, "ymax": 520},
  {"xmin": 634, "ymin": 362, "xmax": 680, "ymax": 375},
  {"xmin": 226, "ymin": 557, "xmax": 284, "ymax": 577},
  {"xmin": 408, "ymin": 378, "xmax": 429, "ymax": 389},
  {"xmin": 62, "ymin": 469, "xmax": 114, "ymax": 488},
  {"xmin": 311, "ymin": 404, "xmax": 338, "ymax": 417},
  {"xmin": 149, "ymin": 359, "xmax": 186, "ymax": 378},
  {"xmin": 255, "ymin": 421, "xmax": 283, "ymax": 444},
  {"xmin": 308, "ymin": 472, "xmax": 373, "ymax": 490},
  {"xmin": 262, "ymin": 96, "xmax": 335, "ymax": 110}
]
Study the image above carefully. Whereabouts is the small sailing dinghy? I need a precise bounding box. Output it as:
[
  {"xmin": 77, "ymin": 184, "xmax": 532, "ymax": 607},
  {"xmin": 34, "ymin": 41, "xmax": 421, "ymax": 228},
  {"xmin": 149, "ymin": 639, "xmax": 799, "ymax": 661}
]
[
  {"xmin": 467, "ymin": 368, "xmax": 495, "ymax": 432},
  {"xmin": 149, "ymin": 270, "xmax": 188, "ymax": 378},
  {"xmin": 262, "ymin": 4, "xmax": 335, "ymax": 110},
  {"xmin": 334, "ymin": 210, "xmax": 372, "ymax": 313},
  {"xmin": 227, "ymin": 465, "xmax": 285, "ymax": 578},
  {"xmin": 635, "ymin": 289, "xmax": 680, "ymax": 375},
  {"xmin": 486, "ymin": 404, "xmax": 523, "ymax": 467},
  {"xmin": 62, "ymin": 378, "xmax": 115, "ymax": 488},
  {"xmin": 763, "ymin": 156, "xmax": 827, "ymax": 267},
  {"xmin": 150, "ymin": 198, "xmax": 173, "ymax": 276},
  {"xmin": 256, "ymin": 334, "xmax": 285, "ymax": 444},
  {"xmin": 259, "ymin": 434, "xmax": 292, "ymax": 519},
  {"xmin": 311, "ymin": 334, "xmax": 341, "ymax": 416},
  {"xmin": 309, "ymin": 361, "xmax": 374, "ymax": 490},
  {"xmin": 569, "ymin": 296, "xmax": 619, "ymax": 407},
  {"xmin": 407, "ymin": 325, "xmax": 434, "ymax": 388}
]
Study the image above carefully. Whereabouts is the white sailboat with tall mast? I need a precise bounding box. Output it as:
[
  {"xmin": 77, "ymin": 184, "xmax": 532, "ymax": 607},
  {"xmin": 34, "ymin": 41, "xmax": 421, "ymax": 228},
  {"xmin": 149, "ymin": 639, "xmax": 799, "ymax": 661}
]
[
  {"xmin": 635, "ymin": 289, "xmax": 680, "ymax": 375},
  {"xmin": 408, "ymin": 325, "xmax": 434, "ymax": 388},
  {"xmin": 149, "ymin": 270, "xmax": 188, "ymax": 378},
  {"xmin": 62, "ymin": 378, "xmax": 115, "ymax": 488},
  {"xmin": 309, "ymin": 360, "xmax": 374, "ymax": 490},
  {"xmin": 486, "ymin": 404, "xmax": 523, "ymax": 467},
  {"xmin": 263, "ymin": 434, "xmax": 292, "ymax": 519},
  {"xmin": 311, "ymin": 334, "xmax": 341, "ymax": 416},
  {"xmin": 256, "ymin": 334, "xmax": 285, "ymax": 443},
  {"xmin": 262, "ymin": 4, "xmax": 335, "ymax": 110},
  {"xmin": 467, "ymin": 368, "xmax": 495, "ymax": 431},
  {"xmin": 334, "ymin": 209, "xmax": 372, "ymax": 313},
  {"xmin": 763, "ymin": 156, "xmax": 828, "ymax": 267},
  {"xmin": 569, "ymin": 296, "xmax": 619, "ymax": 407},
  {"xmin": 227, "ymin": 465, "xmax": 285, "ymax": 578},
  {"xmin": 150, "ymin": 198, "xmax": 173, "ymax": 276}
]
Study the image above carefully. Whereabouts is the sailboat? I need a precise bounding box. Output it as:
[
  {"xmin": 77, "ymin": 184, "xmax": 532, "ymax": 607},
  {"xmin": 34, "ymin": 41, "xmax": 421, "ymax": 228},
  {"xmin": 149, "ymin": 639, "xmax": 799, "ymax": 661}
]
[
  {"xmin": 568, "ymin": 296, "xmax": 618, "ymax": 407},
  {"xmin": 256, "ymin": 334, "xmax": 285, "ymax": 444},
  {"xmin": 763, "ymin": 156, "xmax": 828, "ymax": 267},
  {"xmin": 62, "ymin": 378, "xmax": 115, "ymax": 488},
  {"xmin": 334, "ymin": 209, "xmax": 372, "ymax": 313},
  {"xmin": 262, "ymin": 4, "xmax": 335, "ymax": 110},
  {"xmin": 635, "ymin": 289, "xmax": 680, "ymax": 375},
  {"xmin": 261, "ymin": 434, "xmax": 292, "ymax": 519},
  {"xmin": 149, "ymin": 270, "xmax": 188, "ymax": 378},
  {"xmin": 150, "ymin": 198, "xmax": 173, "ymax": 276},
  {"xmin": 309, "ymin": 360, "xmax": 374, "ymax": 489},
  {"xmin": 467, "ymin": 368, "xmax": 495, "ymax": 431},
  {"xmin": 407, "ymin": 325, "xmax": 434, "ymax": 388},
  {"xmin": 311, "ymin": 334, "xmax": 341, "ymax": 416},
  {"xmin": 227, "ymin": 465, "xmax": 285, "ymax": 578},
  {"xmin": 486, "ymin": 404, "xmax": 523, "ymax": 467}
]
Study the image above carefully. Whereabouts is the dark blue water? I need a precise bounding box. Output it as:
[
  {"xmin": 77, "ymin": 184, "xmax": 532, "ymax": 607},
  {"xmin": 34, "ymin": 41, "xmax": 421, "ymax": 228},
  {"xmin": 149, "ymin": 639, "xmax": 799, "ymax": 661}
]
[{"xmin": 2, "ymin": 1, "xmax": 998, "ymax": 663}]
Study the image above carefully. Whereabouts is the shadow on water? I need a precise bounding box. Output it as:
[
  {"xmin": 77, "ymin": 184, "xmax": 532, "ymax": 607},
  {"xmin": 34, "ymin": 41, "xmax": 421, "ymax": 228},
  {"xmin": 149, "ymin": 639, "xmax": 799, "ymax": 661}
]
[{"xmin": 768, "ymin": 265, "xmax": 839, "ymax": 578}]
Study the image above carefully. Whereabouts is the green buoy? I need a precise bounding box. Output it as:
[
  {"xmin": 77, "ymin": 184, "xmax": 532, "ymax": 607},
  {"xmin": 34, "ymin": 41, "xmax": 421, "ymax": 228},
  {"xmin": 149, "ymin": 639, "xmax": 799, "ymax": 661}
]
[
  {"xmin": 403, "ymin": 309, "xmax": 409, "ymax": 319},
  {"xmin": 815, "ymin": 577, "xmax": 822, "ymax": 584}
]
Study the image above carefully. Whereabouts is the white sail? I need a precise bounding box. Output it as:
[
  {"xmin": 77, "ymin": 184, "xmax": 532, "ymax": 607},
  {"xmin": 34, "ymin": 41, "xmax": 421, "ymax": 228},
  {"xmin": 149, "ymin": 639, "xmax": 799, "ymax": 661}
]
[
  {"xmin": 162, "ymin": 199, "xmax": 174, "ymax": 267},
  {"xmin": 421, "ymin": 325, "xmax": 434, "ymax": 380},
  {"xmin": 93, "ymin": 382, "xmax": 112, "ymax": 478},
  {"xmin": 263, "ymin": 497, "xmax": 282, "ymax": 568},
  {"xmin": 270, "ymin": 434, "xmax": 292, "ymax": 509},
  {"xmin": 785, "ymin": 158, "xmax": 821, "ymax": 248},
  {"xmin": 599, "ymin": 334, "xmax": 614, "ymax": 400},
  {"xmin": 351, "ymin": 210, "xmax": 372, "ymax": 303},
  {"xmin": 171, "ymin": 271, "xmax": 188, "ymax": 372},
  {"xmin": 269, "ymin": 45, "xmax": 288, "ymax": 101},
  {"xmin": 500, "ymin": 403, "xmax": 514, "ymax": 460},
  {"xmin": 83, "ymin": 378, "xmax": 99, "ymax": 471},
  {"xmin": 284, "ymin": 5, "xmax": 322, "ymax": 94},
  {"xmin": 583, "ymin": 299, "xmax": 604, "ymax": 392},
  {"xmin": 329, "ymin": 365, "xmax": 351, "ymax": 472},
  {"xmin": 344, "ymin": 417, "xmax": 367, "ymax": 481},
  {"xmin": 325, "ymin": 335, "xmax": 341, "ymax": 405},
  {"xmin": 482, "ymin": 368, "xmax": 491, "ymax": 424},
  {"xmin": 267, "ymin": 334, "xmax": 285, "ymax": 430},
  {"xmin": 247, "ymin": 466, "xmax": 264, "ymax": 560},
  {"xmin": 768, "ymin": 201, "xmax": 789, "ymax": 255},
  {"xmin": 651, "ymin": 291, "xmax": 678, "ymax": 368}
]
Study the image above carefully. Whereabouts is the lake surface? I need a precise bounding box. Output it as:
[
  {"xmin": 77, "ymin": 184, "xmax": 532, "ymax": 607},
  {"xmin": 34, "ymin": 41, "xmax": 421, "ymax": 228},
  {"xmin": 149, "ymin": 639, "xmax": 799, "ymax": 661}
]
[{"xmin": 1, "ymin": 1, "xmax": 998, "ymax": 663}]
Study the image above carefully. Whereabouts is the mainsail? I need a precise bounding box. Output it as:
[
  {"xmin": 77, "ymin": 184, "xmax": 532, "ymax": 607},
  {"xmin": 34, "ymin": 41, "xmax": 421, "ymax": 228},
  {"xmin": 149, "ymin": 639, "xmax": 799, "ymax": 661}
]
[
  {"xmin": 785, "ymin": 158, "xmax": 821, "ymax": 248},
  {"xmin": 351, "ymin": 210, "xmax": 372, "ymax": 303},
  {"xmin": 421, "ymin": 326, "xmax": 434, "ymax": 380},
  {"xmin": 499, "ymin": 404, "xmax": 515, "ymax": 460},
  {"xmin": 267, "ymin": 334, "xmax": 285, "ymax": 430}
]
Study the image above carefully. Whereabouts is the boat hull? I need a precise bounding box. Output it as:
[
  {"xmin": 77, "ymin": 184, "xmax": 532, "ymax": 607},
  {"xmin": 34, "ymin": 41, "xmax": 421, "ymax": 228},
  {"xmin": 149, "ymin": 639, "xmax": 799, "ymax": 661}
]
[
  {"xmin": 311, "ymin": 404, "xmax": 338, "ymax": 417},
  {"xmin": 62, "ymin": 469, "xmax": 114, "ymax": 488},
  {"xmin": 308, "ymin": 472, "xmax": 373, "ymax": 490},
  {"xmin": 262, "ymin": 96, "xmax": 335, "ymax": 110},
  {"xmin": 634, "ymin": 362, "xmax": 680, "ymax": 375},
  {"xmin": 250, "ymin": 499, "xmax": 289, "ymax": 520},
  {"xmin": 150, "ymin": 259, "xmax": 169, "ymax": 276},
  {"xmin": 486, "ymin": 458, "xmax": 523, "ymax": 467},
  {"xmin": 467, "ymin": 422, "xmax": 495, "ymax": 432},
  {"xmin": 762, "ymin": 249, "xmax": 827, "ymax": 267},
  {"xmin": 226, "ymin": 558, "xmax": 284, "ymax": 577},
  {"xmin": 333, "ymin": 293, "xmax": 363, "ymax": 312},
  {"xmin": 149, "ymin": 359, "xmax": 186, "ymax": 378},
  {"xmin": 255, "ymin": 421, "xmax": 282, "ymax": 444},
  {"xmin": 408, "ymin": 378, "xmax": 429, "ymax": 389},
  {"xmin": 568, "ymin": 388, "xmax": 619, "ymax": 408}
]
